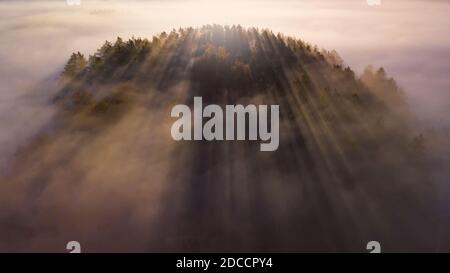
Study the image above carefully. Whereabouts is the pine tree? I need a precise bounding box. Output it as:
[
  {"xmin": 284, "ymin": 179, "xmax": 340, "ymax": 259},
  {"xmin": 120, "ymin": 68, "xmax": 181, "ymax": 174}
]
[{"xmin": 62, "ymin": 52, "xmax": 87, "ymax": 78}]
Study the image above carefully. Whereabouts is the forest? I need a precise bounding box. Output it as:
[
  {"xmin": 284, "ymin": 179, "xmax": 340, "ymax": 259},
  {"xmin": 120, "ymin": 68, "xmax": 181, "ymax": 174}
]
[{"xmin": 0, "ymin": 25, "xmax": 439, "ymax": 252}]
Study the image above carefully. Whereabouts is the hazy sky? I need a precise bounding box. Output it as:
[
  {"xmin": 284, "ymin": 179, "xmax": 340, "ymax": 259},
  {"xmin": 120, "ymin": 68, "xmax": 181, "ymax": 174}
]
[{"xmin": 1, "ymin": 0, "xmax": 450, "ymax": 167}]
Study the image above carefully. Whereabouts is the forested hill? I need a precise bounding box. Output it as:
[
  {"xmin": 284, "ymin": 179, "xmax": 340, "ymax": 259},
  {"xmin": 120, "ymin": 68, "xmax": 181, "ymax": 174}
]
[
  {"xmin": 60, "ymin": 25, "xmax": 405, "ymax": 106},
  {"xmin": 0, "ymin": 25, "xmax": 437, "ymax": 252}
]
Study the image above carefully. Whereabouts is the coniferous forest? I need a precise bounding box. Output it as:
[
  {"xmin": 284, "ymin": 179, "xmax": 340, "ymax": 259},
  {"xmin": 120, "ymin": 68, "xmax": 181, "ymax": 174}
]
[{"xmin": 0, "ymin": 25, "xmax": 441, "ymax": 252}]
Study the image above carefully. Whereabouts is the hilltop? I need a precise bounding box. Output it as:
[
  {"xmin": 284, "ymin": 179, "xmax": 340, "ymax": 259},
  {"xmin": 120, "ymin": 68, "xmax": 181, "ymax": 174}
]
[{"xmin": 0, "ymin": 25, "xmax": 437, "ymax": 252}]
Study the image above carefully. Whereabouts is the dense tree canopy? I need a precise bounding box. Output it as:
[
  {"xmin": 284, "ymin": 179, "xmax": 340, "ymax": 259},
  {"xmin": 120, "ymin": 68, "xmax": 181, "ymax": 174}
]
[{"xmin": 0, "ymin": 25, "xmax": 437, "ymax": 252}]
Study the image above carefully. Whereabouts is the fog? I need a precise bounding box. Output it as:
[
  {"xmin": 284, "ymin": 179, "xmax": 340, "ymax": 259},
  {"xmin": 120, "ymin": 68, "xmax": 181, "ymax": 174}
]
[
  {"xmin": 0, "ymin": 0, "xmax": 449, "ymax": 251},
  {"xmin": 1, "ymin": 1, "xmax": 449, "ymax": 145}
]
